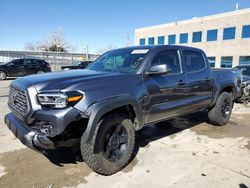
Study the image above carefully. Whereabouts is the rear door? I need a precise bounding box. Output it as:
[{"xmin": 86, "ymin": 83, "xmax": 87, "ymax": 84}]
[
  {"xmin": 182, "ymin": 50, "xmax": 213, "ymax": 109},
  {"xmin": 8, "ymin": 59, "xmax": 25, "ymax": 76},
  {"xmin": 23, "ymin": 59, "xmax": 37, "ymax": 75}
]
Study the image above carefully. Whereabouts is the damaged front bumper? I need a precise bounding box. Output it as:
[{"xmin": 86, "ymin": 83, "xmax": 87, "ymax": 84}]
[
  {"xmin": 4, "ymin": 107, "xmax": 84, "ymax": 150},
  {"xmin": 5, "ymin": 113, "xmax": 56, "ymax": 150}
]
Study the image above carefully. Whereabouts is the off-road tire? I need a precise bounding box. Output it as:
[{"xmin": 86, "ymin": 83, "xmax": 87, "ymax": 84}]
[
  {"xmin": 80, "ymin": 113, "xmax": 135, "ymax": 175},
  {"xmin": 208, "ymin": 92, "xmax": 233, "ymax": 126}
]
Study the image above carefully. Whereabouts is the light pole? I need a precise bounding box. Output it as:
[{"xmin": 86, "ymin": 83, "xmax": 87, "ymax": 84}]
[
  {"xmin": 83, "ymin": 45, "xmax": 89, "ymax": 61},
  {"xmin": 56, "ymin": 45, "xmax": 61, "ymax": 71}
]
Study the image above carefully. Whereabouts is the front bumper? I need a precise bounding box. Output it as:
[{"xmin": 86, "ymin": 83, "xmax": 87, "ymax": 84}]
[
  {"xmin": 5, "ymin": 113, "xmax": 55, "ymax": 150},
  {"xmin": 5, "ymin": 107, "xmax": 83, "ymax": 150}
]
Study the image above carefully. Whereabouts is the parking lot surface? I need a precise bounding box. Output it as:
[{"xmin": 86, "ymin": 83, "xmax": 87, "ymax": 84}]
[{"xmin": 0, "ymin": 80, "xmax": 250, "ymax": 188}]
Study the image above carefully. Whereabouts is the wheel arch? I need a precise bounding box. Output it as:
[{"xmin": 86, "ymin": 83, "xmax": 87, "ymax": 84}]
[
  {"xmin": 210, "ymin": 84, "xmax": 236, "ymax": 107},
  {"xmin": 83, "ymin": 95, "xmax": 143, "ymax": 143},
  {"xmin": 0, "ymin": 69, "xmax": 8, "ymax": 77}
]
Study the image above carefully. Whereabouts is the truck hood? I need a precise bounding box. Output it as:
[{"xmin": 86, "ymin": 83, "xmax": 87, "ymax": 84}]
[{"xmin": 12, "ymin": 70, "xmax": 138, "ymax": 92}]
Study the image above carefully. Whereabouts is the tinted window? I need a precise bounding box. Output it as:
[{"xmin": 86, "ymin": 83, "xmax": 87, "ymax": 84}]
[
  {"xmin": 239, "ymin": 56, "xmax": 250, "ymax": 65},
  {"xmin": 183, "ymin": 51, "xmax": 206, "ymax": 72},
  {"xmin": 223, "ymin": 27, "xmax": 236, "ymax": 40},
  {"xmin": 168, "ymin": 35, "xmax": 176, "ymax": 45},
  {"xmin": 148, "ymin": 37, "xmax": 155, "ymax": 45},
  {"xmin": 139, "ymin": 38, "xmax": 145, "ymax": 45},
  {"xmin": 208, "ymin": 57, "xmax": 216, "ymax": 67},
  {"xmin": 242, "ymin": 25, "xmax": 250, "ymax": 38},
  {"xmin": 24, "ymin": 59, "xmax": 34, "ymax": 65},
  {"xmin": 221, "ymin": 56, "xmax": 233, "ymax": 68},
  {"xmin": 192, "ymin": 31, "xmax": 202, "ymax": 43},
  {"xmin": 32, "ymin": 59, "xmax": 42, "ymax": 65},
  {"xmin": 207, "ymin": 29, "xmax": 218, "ymax": 41},
  {"xmin": 151, "ymin": 50, "xmax": 180, "ymax": 74},
  {"xmin": 157, "ymin": 36, "xmax": 165, "ymax": 45},
  {"xmin": 11, "ymin": 59, "xmax": 23, "ymax": 66},
  {"xmin": 180, "ymin": 33, "xmax": 188, "ymax": 44}
]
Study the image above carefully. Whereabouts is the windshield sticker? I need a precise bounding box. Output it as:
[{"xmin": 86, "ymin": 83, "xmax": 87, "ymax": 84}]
[{"xmin": 131, "ymin": 49, "xmax": 149, "ymax": 54}]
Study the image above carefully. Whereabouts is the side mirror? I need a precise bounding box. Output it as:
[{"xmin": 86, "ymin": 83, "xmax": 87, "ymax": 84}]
[{"xmin": 146, "ymin": 64, "xmax": 171, "ymax": 75}]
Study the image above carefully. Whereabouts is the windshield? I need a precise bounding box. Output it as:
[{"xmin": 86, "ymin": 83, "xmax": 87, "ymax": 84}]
[
  {"xmin": 88, "ymin": 48, "xmax": 150, "ymax": 73},
  {"xmin": 236, "ymin": 66, "xmax": 250, "ymax": 76}
]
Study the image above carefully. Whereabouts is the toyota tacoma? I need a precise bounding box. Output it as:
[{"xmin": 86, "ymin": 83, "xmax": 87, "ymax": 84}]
[{"xmin": 5, "ymin": 45, "xmax": 239, "ymax": 175}]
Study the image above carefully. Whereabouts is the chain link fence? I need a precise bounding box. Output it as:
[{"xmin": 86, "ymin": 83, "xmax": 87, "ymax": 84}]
[{"xmin": 0, "ymin": 50, "xmax": 99, "ymax": 71}]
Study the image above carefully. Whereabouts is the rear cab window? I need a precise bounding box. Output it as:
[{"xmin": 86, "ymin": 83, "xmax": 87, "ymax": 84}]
[{"xmin": 183, "ymin": 50, "xmax": 206, "ymax": 73}]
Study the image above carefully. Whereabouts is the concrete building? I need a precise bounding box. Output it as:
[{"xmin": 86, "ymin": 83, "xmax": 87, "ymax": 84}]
[{"xmin": 134, "ymin": 8, "xmax": 250, "ymax": 68}]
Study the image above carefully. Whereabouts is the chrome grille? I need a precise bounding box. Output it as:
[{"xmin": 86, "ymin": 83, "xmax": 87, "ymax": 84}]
[{"xmin": 8, "ymin": 85, "xmax": 28, "ymax": 117}]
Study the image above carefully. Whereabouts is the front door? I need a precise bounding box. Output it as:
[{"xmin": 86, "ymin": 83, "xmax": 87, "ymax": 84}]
[{"xmin": 144, "ymin": 50, "xmax": 188, "ymax": 124}]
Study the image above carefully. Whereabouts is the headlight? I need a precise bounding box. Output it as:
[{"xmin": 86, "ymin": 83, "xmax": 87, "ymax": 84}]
[{"xmin": 37, "ymin": 91, "xmax": 84, "ymax": 109}]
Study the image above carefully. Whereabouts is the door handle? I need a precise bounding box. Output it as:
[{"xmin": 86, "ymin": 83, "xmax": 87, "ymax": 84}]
[{"xmin": 177, "ymin": 80, "xmax": 185, "ymax": 85}]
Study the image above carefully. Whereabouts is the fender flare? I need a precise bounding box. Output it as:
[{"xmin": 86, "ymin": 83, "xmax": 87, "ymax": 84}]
[
  {"xmin": 83, "ymin": 95, "xmax": 143, "ymax": 143},
  {"xmin": 210, "ymin": 84, "xmax": 236, "ymax": 107}
]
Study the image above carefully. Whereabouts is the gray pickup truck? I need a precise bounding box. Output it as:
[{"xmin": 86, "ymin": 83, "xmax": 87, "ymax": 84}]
[{"xmin": 5, "ymin": 45, "xmax": 240, "ymax": 175}]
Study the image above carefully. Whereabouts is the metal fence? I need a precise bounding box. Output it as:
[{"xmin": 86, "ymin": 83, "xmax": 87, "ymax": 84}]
[{"xmin": 0, "ymin": 50, "xmax": 99, "ymax": 71}]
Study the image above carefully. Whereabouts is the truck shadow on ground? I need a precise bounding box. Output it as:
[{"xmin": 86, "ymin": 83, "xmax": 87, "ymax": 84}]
[
  {"xmin": 133, "ymin": 111, "xmax": 209, "ymax": 158},
  {"xmin": 43, "ymin": 111, "xmax": 209, "ymax": 166}
]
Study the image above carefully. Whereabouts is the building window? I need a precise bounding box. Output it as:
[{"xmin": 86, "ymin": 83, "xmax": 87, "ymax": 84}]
[
  {"xmin": 158, "ymin": 36, "xmax": 165, "ymax": 45},
  {"xmin": 192, "ymin": 31, "xmax": 202, "ymax": 43},
  {"xmin": 168, "ymin": 35, "xmax": 176, "ymax": 45},
  {"xmin": 139, "ymin": 38, "xmax": 145, "ymax": 45},
  {"xmin": 223, "ymin": 27, "xmax": 236, "ymax": 40},
  {"xmin": 148, "ymin": 37, "xmax": 155, "ymax": 45},
  {"xmin": 207, "ymin": 29, "xmax": 218, "ymax": 41},
  {"xmin": 239, "ymin": 56, "xmax": 250, "ymax": 65},
  {"xmin": 242, "ymin": 25, "xmax": 250, "ymax": 38},
  {"xmin": 179, "ymin": 33, "xmax": 188, "ymax": 44},
  {"xmin": 208, "ymin": 57, "xmax": 216, "ymax": 67},
  {"xmin": 221, "ymin": 56, "xmax": 233, "ymax": 68}
]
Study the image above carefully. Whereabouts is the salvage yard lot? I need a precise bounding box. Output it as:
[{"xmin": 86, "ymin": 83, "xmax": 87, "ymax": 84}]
[{"xmin": 0, "ymin": 80, "xmax": 250, "ymax": 188}]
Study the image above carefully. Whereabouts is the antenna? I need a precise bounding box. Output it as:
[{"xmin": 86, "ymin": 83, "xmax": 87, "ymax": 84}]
[{"xmin": 235, "ymin": 2, "xmax": 239, "ymax": 10}]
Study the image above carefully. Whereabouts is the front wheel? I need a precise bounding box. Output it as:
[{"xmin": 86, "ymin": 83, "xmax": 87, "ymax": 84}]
[
  {"xmin": 208, "ymin": 92, "xmax": 233, "ymax": 126},
  {"xmin": 80, "ymin": 113, "xmax": 135, "ymax": 175},
  {"xmin": 0, "ymin": 71, "xmax": 7, "ymax": 80}
]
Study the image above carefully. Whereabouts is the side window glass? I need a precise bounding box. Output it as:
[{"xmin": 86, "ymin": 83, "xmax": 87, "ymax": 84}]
[
  {"xmin": 24, "ymin": 59, "xmax": 33, "ymax": 65},
  {"xmin": 183, "ymin": 51, "xmax": 206, "ymax": 72},
  {"xmin": 11, "ymin": 59, "xmax": 23, "ymax": 66},
  {"xmin": 151, "ymin": 50, "xmax": 181, "ymax": 74}
]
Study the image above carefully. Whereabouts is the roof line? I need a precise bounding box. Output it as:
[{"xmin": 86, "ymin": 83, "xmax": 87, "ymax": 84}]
[{"xmin": 135, "ymin": 8, "xmax": 250, "ymax": 32}]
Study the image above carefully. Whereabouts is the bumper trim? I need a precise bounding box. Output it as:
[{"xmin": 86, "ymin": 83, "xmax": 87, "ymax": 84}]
[{"xmin": 4, "ymin": 113, "xmax": 55, "ymax": 150}]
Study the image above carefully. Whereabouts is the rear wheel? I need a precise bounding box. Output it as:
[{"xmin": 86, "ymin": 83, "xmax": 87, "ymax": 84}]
[
  {"xmin": 0, "ymin": 71, "xmax": 7, "ymax": 80},
  {"xmin": 80, "ymin": 113, "xmax": 135, "ymax": 175},
  {"xmin": 208, "ymin": 92, "xmax": 233, "ymax": 126}
]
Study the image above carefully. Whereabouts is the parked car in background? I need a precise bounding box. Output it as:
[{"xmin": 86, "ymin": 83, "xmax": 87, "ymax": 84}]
[
  {"xmin": 233, "ymin": 64, "xmax": 250, "ymax": 103},
  {"xmin": 0, "ymin": 58, "xmax": 51, "ymax": 80},
  {"xmin": 61, "ymin": 61, "xmax": 92, "ymax": 71}
]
